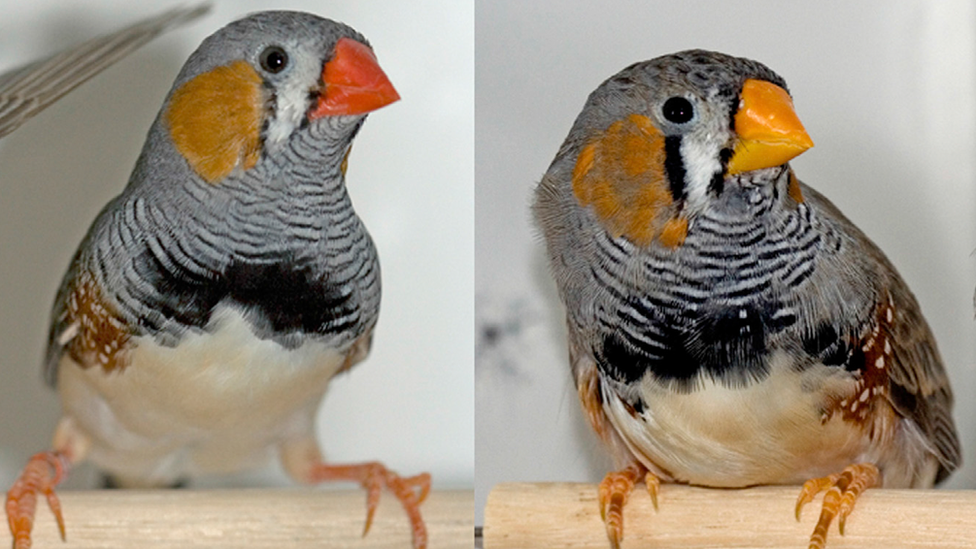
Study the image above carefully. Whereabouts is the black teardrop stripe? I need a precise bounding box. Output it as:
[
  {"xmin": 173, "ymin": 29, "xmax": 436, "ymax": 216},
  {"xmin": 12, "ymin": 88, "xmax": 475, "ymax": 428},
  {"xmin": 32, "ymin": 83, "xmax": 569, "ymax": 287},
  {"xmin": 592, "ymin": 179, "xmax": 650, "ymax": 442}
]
[{"xmin": 663, "ymin": 135, "xmax": 686, "ymax": 200}]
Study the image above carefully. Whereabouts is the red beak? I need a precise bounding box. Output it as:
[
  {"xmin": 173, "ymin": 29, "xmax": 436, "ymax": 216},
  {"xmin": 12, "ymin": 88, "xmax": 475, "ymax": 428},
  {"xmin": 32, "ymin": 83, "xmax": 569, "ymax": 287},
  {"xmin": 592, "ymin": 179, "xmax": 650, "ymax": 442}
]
[{"xmin": 310, "ymin": 37, "xmax": 399, "ymax": 118}]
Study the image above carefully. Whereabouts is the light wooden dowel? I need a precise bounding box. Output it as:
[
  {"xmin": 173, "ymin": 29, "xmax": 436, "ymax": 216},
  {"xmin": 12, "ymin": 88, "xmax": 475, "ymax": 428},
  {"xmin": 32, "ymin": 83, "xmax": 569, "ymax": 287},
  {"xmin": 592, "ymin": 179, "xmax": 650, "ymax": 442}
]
[
  {"xmin": 1, "ymin": 488, "xmax": 472, "ymax": 548},
  {"xmin": 484, "ymin": 482, "xmax": 976, "ymax": 548}
]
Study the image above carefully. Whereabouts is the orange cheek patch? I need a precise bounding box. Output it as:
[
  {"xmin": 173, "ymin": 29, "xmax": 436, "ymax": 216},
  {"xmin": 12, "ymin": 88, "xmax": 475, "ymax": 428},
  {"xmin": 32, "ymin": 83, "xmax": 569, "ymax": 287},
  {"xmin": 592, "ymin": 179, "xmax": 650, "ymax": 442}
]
[
  {"xmin": 659, "ymin": 216, "xmax": 689, "ymax": 248},
  {"xmin": 572, "ymin": 114, "xmax": 683, "ymax": 248},
  {"xmin": 165, "ymin": 61, "xmax": 264, "ymax": 184},
  {"xmin": 65, "ymin": 271, "xmax": 132, "ymax": 374},
  {"xmin": 340, "ymin": 147, "xmax": 351, "ymax": 177},
  {"xmin": 788, "ymin": 169, "xmax": 805, "ymax": 204}
]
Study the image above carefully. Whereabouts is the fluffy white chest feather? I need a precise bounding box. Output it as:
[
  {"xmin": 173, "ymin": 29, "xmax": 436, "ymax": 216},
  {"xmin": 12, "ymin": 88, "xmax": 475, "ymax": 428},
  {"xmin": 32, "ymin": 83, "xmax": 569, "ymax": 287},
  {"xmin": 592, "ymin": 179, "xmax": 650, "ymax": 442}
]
[
  {"xmin": 57, "ymin": 307, "xmax": 347, "ymax": 486},
  {"xmin": 604, "ymin": 352, "xmax": 871, "ymax": 487}
]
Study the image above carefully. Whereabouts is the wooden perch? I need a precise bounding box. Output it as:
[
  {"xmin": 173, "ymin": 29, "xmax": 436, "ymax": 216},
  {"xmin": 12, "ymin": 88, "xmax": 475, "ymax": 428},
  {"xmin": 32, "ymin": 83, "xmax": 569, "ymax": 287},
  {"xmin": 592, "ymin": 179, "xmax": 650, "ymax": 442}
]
[
  {"xmin": 484, "ymin": 482, "xmax": 976, "ymax": 548},
  {"xmin": 0, "ymin": 488, "xmax": 472, "ymax": 548}
]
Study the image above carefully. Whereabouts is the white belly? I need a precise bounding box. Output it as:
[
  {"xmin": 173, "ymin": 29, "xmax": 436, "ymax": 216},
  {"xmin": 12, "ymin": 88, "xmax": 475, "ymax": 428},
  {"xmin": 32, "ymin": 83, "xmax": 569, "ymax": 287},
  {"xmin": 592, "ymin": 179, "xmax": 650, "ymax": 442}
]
[
  {"xmin": 604, "ymin": 352, "xmax": 869, "ymax": 486},
  {"xmin": 58, "ymin": 307, "xmax": 347, "ymax": 486}
]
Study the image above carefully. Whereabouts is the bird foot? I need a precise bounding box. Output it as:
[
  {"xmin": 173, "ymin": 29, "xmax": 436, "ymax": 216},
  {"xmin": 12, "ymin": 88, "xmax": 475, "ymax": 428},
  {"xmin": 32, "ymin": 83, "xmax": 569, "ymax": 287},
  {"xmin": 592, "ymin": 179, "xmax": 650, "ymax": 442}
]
[
  {"xmin": 6, "ymin": 451, "xmax": 71, "ymax": 549},
  {"xmin": 309, "ymin": 461, "xmax": 430, "ymax": 549},
  {"xmin": 597, "ymin": 465, "xmax": 658, "ymax": 549},
  {"xmin": 795, "ymin": 463, "xmax": 880, "ymax": 549}
]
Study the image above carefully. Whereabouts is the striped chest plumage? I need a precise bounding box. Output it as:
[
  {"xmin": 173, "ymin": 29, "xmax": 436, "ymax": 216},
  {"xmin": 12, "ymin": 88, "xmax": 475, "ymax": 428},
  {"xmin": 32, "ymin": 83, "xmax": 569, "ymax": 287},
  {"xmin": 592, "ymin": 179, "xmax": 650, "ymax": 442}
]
[
  {"xmin": 46, "ymin": 111, "xmax": 383, "ymax": 379},
  {"xmin": 568, "ymin": 172, "xmax": 907, "ymax": 486},
  {"xmin": 116, "ymin": 166, "xmax": 383, "ymax": 352},
  {"xmin": 585, "ymin": 170, "xmax": 832, "ymax": 391},
  {"xmin": 49, "ymin": 160, "xmax": 382, "ymax": 483}
]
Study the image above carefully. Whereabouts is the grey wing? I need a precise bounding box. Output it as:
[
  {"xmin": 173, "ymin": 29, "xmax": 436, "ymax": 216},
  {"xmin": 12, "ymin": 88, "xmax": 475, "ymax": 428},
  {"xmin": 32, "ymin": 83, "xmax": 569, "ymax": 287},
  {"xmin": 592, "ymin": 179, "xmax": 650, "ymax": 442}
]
[
  {"xmin": 0, "ymin": 3, "xmax": 209, "ymax": 139},
  {"xmin": 42, "ymin": 194, "xmax": 131, "ymax": 387},
  {"xmin": 43, "ymin": 242, "xmax": 88, "ymax": 387},
  {"xmin": 885, "ymin": 277, "xmax": 961, "ymax": 482},
  {"xmin": 804, "ymin": 183, "xmax": 961, "ymax": 482}
]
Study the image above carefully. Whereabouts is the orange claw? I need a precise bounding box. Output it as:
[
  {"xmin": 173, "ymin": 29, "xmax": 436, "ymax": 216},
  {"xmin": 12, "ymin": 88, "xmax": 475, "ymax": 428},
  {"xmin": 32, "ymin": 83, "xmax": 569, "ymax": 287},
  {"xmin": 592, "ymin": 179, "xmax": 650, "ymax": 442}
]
[
  {"xmin": 795, "ymin": 463, "xmax": 880, "ymax": 549},
  {"xmin": 309, "ymin": 461, "xmax": 430, "ymax": 549},
  {"xmin": 6, "ymin": 451, "xmax": 71, "ymax": 549},
  {"xmin": 598, "ymin": 464, "xmax": 656, "ymax": 549},
  {"xmin": 644, "ymin": 471, "xmax": 660, "ymax": 511}
]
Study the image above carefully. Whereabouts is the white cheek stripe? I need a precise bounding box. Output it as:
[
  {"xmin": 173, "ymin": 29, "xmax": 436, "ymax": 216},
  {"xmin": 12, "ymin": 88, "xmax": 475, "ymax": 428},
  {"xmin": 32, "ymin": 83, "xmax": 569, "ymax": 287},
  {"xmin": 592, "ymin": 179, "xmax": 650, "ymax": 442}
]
[
  {"xmin": 265, "ymin": 84, "xmax": 311, "ymax": 149},
  {"xmin": 679, "ymin": 130, "xmax": 724, "ymax": 208},
  {"xmin": 263, "ymin": 53, "xmax": 323, "ymax": 151}
]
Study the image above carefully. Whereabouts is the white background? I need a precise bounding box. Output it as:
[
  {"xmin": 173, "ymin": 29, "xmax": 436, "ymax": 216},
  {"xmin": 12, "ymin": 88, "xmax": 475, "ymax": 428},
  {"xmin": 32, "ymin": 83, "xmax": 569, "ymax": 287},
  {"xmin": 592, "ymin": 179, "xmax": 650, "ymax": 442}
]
[
  {"xmin": 0, "ymin": 1, "xmax": 473, "ymax": 491},
  {"xmin": 5, "ymin": 0, "xmax": 976, "ymax": 533},
  {"xmin": 476, "ymin": 0, "xmax": 976, "ymax": 524}
]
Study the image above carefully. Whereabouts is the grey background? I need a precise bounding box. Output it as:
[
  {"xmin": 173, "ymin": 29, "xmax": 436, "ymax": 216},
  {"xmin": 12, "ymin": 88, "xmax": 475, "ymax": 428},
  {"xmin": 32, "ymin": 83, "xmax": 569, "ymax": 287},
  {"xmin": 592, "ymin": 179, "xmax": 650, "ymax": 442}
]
[
  {"xmin": 0, "ymin": 0, "xmax": 474, "ymax": 491},
  {"xmin": 4, "ymin": 0, "xmax": 976, "ymax": 534},
  {"xmin": 476, "ymin": 0, "xmax": 976, "ymax": 524}
]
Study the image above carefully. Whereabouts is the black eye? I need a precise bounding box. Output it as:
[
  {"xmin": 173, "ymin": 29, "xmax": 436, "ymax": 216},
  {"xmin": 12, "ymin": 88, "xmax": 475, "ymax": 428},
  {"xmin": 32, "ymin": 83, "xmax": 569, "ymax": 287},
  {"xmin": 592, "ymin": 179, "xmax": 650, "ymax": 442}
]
[
  {"xmin": 662, "ymin": 97, "xmax": 695, "ymax": 124},
  {"xmin": 259, "ymin": 46, "xmax": 289, "ymax": 74}
]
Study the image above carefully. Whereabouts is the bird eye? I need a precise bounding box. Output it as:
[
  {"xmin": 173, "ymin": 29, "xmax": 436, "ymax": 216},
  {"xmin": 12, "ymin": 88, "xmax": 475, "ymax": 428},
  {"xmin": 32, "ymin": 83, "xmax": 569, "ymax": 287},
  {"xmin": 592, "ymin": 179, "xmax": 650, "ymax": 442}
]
[
  {"xmin": 662, "ymin": 97, "xmax": 695, "ymax": 124},
  {"xmin": 259, "ymin": 46, "xmax": 289, "ymax": 74}
]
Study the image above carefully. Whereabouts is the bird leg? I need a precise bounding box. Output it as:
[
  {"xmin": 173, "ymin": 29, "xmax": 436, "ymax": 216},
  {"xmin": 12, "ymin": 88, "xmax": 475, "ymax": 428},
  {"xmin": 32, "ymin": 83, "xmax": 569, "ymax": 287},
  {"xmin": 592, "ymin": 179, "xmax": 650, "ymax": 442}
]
[
  {"xmin": 6, "ymin": 452, "xmax": 70, "ymax": 549},
  {"xmin": 6, "ymin": 417, "xmax": 89, "ymax": 549},
  {"xmin": 309, "ymin": 462, "xmax": 430, "ymax": 548},
  {"xmin": 795, "ymin": 462, "xmax": 880, "ymax": 549},
  {"xmin": 280, "ymin": 437, "xmax": 430, "ymax": 549},
  {"xmin": 598, "ymin": 463, "xmax": 658, "ymax": 549}
]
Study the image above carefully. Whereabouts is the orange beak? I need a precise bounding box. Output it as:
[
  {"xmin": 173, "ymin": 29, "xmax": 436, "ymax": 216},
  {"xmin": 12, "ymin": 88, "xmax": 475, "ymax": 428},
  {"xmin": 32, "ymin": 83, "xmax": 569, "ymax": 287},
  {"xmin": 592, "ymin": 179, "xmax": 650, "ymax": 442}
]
[
  {"xmin": 727, "ymin": 79, "xmax": 813, "ymax": 174},
  {"xmin": 310, "ymin": 37, "xmax": 400, "ymax": 119}
]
